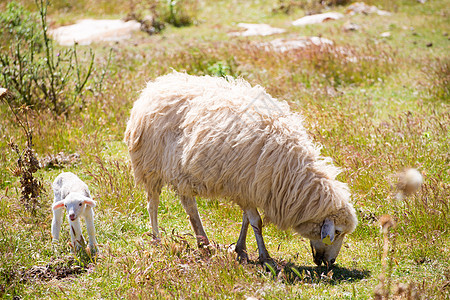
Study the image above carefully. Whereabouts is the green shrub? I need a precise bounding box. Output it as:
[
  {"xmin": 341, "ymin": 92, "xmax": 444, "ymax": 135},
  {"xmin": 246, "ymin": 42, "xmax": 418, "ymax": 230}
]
[
  {"xmin": 0, "ymin": 1, "xmax": 43, "ymax": 50},
  {"xmin": 127, "ymin": 0, "xmax": 198, "ymax": 33},
  {"xmin": 162, "ymin": 0, "xmax": 198, "ymax": 27},
  {"xmin": 0, "ymin": 0, "xmax": 98, "ymax": 115}
]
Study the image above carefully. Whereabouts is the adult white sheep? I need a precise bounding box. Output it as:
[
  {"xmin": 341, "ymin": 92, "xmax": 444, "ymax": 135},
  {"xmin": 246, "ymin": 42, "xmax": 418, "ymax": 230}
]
[
  {"xmin": 124, "ymin": 72, "xmax": 357, "ymax": 267},
  {"xmin": 51, "ymin": 172, "xmax": 98, "ymax": 254}
]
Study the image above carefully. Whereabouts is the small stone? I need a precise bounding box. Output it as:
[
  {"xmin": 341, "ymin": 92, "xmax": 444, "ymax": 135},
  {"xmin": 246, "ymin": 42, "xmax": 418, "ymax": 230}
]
[
  {"xmin": 343, "ymin": 21, "xmax": 360, "ymax": 31},
  {"xmin": 426, "ymin": 42, "xmax": 433, "ymax": 47},
  {"xmin": 380, "ymin": 31, "xmax": 391, "ymax": 38}
]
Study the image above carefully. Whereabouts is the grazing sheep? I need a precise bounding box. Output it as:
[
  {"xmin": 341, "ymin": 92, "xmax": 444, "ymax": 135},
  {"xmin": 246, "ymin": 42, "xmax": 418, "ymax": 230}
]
[
  {"xmin": 124, "ymin": 72, "xmax": 357, "ymax": 266},
  {"xmin": 51, "ymin": 172, "xmax": 98, "ymax": 254}
]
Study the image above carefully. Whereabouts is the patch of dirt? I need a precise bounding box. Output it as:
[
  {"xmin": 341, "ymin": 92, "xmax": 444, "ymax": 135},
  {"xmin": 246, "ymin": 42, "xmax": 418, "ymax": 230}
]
[{"xmin": 20, "ymin": 256, "xmax": 87, "ymax": 283}]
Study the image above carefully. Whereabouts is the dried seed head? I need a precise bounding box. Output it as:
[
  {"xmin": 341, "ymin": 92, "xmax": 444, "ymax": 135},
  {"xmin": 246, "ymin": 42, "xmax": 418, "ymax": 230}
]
[
  {"xmin": 379, "ymin": 215, "xmax": 395, "ymax": 231},
  {"xmin": 396, "ymin": 168, "xmax": 423, "ymax": 199}
]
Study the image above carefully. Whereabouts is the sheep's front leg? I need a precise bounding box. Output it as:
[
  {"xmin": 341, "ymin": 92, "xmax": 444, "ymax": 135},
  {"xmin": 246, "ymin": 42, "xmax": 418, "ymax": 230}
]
[
  {"xmin": 51, "ymin": 206, "xmax": 64, "ymax": 243},
  {"xmin": 180, "ymin": 195, "xmax": 209, "ymax": 248},
  {"xmin": 84, "ymin": 207, "xmax": 98, "ymax": 254},
  {"xmin": 245, "ymin": 207, "xmax": 273, "ymax": 265},
  {"xmin": 68, "ymin": 218, "xmax": 85, "ymax": 252},
  {"xmin": 235, "ymin": 212, "xmax": 249, "ymax": 263},
  {"xmin": 147, "ymin": 191, "xmax": 161, "ymax": 240}
]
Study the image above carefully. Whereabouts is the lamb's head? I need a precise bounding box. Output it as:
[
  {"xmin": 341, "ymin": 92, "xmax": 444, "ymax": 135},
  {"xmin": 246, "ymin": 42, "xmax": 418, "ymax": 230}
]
[
  {"xmin": 53, "ymin": 193, "xmax": 96, "ymax": 221},
  {"xmin": 295, "ymin": 206, "xmax": 357, "ymax": 266}
]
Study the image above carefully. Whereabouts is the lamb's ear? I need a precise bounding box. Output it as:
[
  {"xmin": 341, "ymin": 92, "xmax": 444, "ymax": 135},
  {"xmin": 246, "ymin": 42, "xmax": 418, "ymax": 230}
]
[
  {"xmin": 83, "ymin": 198, "xmax": 96, "ymax": 208},
  {"xmin": 321, "ymin": 218, "xmax": 335, "ymax": 246},
  {"xmin": 52, "ymin": 200, "xmax": 65, "ymax": 211}
]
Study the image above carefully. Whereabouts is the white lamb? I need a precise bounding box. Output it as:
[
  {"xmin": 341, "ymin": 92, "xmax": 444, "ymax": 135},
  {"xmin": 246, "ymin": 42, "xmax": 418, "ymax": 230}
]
[
  {"xmin": 51, "ymin": 172, "xmax": 98, "ymax": 254},
  {"xmin": 124, "ymin": 72, "xmax": 357, "ymax": 267}
]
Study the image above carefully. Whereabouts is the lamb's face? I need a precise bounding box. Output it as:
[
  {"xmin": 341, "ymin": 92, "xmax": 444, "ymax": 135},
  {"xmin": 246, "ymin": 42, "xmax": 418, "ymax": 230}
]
[
  {"xmin": 64, "ymin": 195, "xmax": 87, "ymax": 221},
  {"xmin": 52, "ymin": 193, "xmax": 96, "ymax": 221}
]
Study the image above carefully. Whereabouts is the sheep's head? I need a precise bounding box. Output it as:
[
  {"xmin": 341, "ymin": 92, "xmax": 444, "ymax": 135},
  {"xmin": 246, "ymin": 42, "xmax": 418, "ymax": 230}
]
[
  {"xmin": 53, "ymin": 193, "xmax": 96, "ymax": 221},
  {"xmin": 296, "ymin": 206, "xmax": 357, "ymax": 267}
]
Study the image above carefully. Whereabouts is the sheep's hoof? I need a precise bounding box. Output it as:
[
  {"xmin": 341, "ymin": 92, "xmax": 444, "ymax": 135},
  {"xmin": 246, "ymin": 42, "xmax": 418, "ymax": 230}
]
[
  {"xmin": 261, "ymin": 258, "xmax": 278, "ymax": 274},
  {"xmin": 196, "ymin": 236, "xmax": 210, "ymax": 249},
  {"xmin": 87, "ymin": 245, "xmax": 100, "ymax": 258},
  {"xmin": 236, "ymin": 250, "xmax": 249, "ymax": 264}
]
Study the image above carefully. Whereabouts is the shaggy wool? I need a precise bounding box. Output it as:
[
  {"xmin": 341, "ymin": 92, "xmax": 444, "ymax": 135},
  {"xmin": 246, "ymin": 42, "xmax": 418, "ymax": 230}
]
[{"xmin": 124, "ymin": 72, "xmax": 356, "ymax": 233}]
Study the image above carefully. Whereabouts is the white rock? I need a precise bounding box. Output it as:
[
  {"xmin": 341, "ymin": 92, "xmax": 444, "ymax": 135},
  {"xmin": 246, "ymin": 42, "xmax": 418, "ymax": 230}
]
[
  {"xmin": 260, "ymin": 36, "xmax": 333, "ymax": 52},
  {"xmin": 229, "ymin": 23, "xmax": 286, "ymax": 37},
  {"xmin": 292, "ymin": 12, "xmax": 344, "ymax": 26},
  {"xmin": 345, "ymin": 2, "xmax": 392, "ymax": 16},
  {"xmin": 50, "ymin": 19, "xmax": 141, "ymax": 46},
  {"xmin": 380, "ymin": 31, "xmax": 391, "ymax": 37}
]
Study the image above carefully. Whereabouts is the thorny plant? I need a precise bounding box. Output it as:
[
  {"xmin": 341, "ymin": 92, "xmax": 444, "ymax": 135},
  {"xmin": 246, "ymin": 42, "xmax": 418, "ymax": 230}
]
[
  {"xmin": 0, "ymin": 89, "xmax": 44, "ymax": 217},
  {"xmin": 374, "ymin": 215, "xmax": 419, "ymax": 299}
]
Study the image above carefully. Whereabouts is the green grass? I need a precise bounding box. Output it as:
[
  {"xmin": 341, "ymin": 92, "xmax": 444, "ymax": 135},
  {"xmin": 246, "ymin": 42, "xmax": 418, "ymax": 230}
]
[{"xmin": 1, "ymin": 0, "xmax": 449, "ymax": 299}]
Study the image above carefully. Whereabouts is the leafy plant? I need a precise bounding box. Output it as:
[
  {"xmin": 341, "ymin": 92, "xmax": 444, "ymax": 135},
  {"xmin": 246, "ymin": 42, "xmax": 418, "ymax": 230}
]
[{"xmin": 207, "ymin": 61, "xmax": 231, "ymax": 77}]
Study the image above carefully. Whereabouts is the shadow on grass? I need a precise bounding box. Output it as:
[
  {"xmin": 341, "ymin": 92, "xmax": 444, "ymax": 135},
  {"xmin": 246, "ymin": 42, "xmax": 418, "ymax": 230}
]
[
  {"xmin": 280, "ymin": 262, "xmax": 370, "ymax": 285},
  {"xmin": 250, "ymin": 258, "xmax": 370, "ymax": 285}
]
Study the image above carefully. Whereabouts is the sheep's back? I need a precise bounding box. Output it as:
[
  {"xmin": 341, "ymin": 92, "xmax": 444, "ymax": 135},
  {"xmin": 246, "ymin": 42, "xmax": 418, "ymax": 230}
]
[{"xmin": 124, "ymin": 72, "xmax": 344, "ymax": 226}]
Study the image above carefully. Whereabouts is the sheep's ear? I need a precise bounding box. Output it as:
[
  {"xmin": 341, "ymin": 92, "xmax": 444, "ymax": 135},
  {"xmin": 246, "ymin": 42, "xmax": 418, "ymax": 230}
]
[
  {"xmin": 321, "ymin": 218, "xmax": 335, "ymax": 246},
  {"xmin": 52, "ymin": 201, "xmax": 65, "ymax": 211},
  {"xmin": 83, "ymin": 198, "xmax": 96, "ymax": 208}
]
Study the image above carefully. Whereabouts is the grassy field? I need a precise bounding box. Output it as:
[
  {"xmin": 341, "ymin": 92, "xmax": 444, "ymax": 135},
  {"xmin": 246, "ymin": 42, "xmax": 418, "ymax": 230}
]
[{"xmin": 0, "ymin": 0, "xmax": 449, "ymax": 299}]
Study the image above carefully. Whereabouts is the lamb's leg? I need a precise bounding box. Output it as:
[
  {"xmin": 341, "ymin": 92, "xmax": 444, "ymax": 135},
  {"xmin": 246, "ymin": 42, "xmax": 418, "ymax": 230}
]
[
  {"xmin": 147, "ymin": 191, "xmax": 161, "ymax": 240},
  {"xmin": 245, "ymin": 207, "xmax": 273, "ymax": 265},
  {"xmin": 51, "ymin": 206, "xmax": 64, "ymax": 243},
  {"xmin": 180, "ymin": 195, "xmax": 209, "ymax": 248},
  {"xmin": 84, "ymin": 207, "xmax": 98, "ymax": 254},
  {"xmin": 68, "ymin": 218, "xmax": 85, "ymax": 252},
  {"xmin": 235, "ymin": 211, "xmax": 249, "ymax": 263}
]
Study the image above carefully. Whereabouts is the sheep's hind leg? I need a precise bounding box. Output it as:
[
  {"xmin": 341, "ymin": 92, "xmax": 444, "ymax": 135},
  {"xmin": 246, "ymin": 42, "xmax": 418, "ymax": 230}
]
[
  {"xmin": 147, "ymin": 190, "xmax": 161, "ymax": 241},
  {"xmin": 180, "ymin": 195, "xmax": 210, "ymax": 248},
  {"xmin": 235, "ymin": 212, "xmax": 249, "ymax": 263},
  {"xmin": 245, "ymin": 207, "xmax": 276, "ymax": 269}
]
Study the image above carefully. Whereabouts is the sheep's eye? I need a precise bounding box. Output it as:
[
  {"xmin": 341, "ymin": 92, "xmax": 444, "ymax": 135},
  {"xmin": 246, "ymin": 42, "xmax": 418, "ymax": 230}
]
[
  {"xmin": 64, "ymin": 205, "xmax": 67, "ymax": 207},
  {"xmin": 79, "ymin": 203, "xmax": 82, "ymax": 206},
  {"xmin": 335, "ymin": 230, "xmax": 341, "ymax": 236}
]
